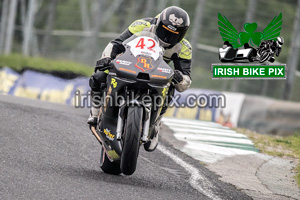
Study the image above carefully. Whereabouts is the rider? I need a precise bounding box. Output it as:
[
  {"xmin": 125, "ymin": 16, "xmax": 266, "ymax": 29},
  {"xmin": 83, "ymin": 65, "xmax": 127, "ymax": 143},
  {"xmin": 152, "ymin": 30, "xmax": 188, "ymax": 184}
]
[
  {"xmin": 87, "ymin": 6, "xmax": 192, "ymax": 152},
  {"xmin": 257, "ymin": 36, "xmax": 284, "ymax": 62}
]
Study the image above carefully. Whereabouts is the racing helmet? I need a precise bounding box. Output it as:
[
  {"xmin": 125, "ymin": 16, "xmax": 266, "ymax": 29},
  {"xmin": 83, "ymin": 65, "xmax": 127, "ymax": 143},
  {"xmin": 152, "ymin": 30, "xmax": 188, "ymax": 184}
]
[
  {"xmin": 276, "ymin": 36, "xmax": 284, "ymax": 46},
  {"xmin": 156, "ymin": 6, "xmax": 190, "ymax": 47}
]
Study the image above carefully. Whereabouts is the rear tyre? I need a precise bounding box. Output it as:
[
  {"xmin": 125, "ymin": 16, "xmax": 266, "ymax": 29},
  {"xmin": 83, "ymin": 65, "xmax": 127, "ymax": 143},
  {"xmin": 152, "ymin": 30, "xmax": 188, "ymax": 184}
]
[
  {"xmin": 100, "ymin": 146, "xmax": 121, "ymax": 175},
  {"xmin": 121, "ymin": 106, "xmax": 143, "ymax": 175},
  {"xmin": 269, "ymin": 57, "xmax": 275, "ymax": 63}
]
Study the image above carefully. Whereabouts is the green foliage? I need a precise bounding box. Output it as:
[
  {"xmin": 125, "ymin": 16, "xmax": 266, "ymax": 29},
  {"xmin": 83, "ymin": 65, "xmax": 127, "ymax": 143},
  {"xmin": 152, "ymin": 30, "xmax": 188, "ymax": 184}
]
[
  {"xmin": 54, "ymin": 0, "xmax": 82, "ymax": 30},
  {"xmin": 0, "ymin": 54, "xmax": 93, "ymax": 77}
]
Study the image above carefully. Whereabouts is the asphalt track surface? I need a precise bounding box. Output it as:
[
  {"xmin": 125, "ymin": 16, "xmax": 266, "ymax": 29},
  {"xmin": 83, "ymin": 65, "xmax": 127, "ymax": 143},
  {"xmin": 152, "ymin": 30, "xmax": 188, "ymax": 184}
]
[{"xmin": 0, "ymin": 95, "xmax": 252, "ymax": 200}]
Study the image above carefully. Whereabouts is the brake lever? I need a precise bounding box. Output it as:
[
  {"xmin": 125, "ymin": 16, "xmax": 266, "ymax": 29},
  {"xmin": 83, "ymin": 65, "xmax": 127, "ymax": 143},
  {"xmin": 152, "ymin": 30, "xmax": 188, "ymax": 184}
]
[{"xmin": 94, "ymin": 64, "xmax": 112, "ymax": 73}]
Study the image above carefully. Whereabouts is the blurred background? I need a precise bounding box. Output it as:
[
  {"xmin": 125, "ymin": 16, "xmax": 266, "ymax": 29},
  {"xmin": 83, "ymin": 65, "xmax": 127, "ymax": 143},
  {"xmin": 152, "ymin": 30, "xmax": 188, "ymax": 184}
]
[{"xmin": 0, "ymin": 0, "xmax": 299, "ymax": 101}]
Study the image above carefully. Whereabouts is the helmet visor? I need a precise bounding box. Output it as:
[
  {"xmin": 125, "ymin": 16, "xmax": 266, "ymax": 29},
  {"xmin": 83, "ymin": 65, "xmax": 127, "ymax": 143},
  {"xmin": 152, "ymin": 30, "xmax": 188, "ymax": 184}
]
[{"xmin": 156, "ymin": 21, "xmax": 187, "ymax": 46}]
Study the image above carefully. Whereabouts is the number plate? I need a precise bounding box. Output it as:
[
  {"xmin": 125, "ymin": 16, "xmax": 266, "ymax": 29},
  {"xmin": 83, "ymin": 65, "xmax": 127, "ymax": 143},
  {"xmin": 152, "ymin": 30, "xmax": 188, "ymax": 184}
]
[{"xmin": 126, "ymin": 36, "xmax": 162, "ymax": 60}]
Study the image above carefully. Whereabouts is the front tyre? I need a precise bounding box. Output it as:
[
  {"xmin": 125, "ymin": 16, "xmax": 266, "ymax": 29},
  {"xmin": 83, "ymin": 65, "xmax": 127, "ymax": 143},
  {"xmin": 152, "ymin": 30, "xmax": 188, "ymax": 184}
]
[
  {"xmin": 259, "ymin": 51, "xmax": 270, "ymax": 63},
  {"xmin": 100, "ymin": 145, "xmax": 121, "ymax": 175},
  {"xmin": 121, "ymin": 106, "xmax": 143, "ymax": 175}
]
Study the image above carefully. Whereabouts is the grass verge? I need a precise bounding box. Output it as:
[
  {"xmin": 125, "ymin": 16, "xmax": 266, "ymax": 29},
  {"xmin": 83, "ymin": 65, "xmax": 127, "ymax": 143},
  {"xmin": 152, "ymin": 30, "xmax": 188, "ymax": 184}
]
[
  {"xmin": 0, "ymin": 54, "xmax": 93, "ymax": 77},
  {"xmin": 235, "ymin": 128, "xmax": 300, "ymax": 186}
]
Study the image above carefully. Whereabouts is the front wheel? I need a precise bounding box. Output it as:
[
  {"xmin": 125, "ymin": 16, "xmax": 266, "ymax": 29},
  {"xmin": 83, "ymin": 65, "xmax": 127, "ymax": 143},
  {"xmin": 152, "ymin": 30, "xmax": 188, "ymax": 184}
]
[
  {"xmin": 121, "ymin": 106, "xmax": 143, "ymax": 175},
  {"xmin": 259, "ymin": 51, "xmax": 270, "ymax": 63}
]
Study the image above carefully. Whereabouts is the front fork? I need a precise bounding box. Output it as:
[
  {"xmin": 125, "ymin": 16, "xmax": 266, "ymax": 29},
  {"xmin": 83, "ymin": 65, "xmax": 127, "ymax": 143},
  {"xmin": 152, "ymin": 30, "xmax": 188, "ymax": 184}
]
[
  {"xmin": 142, "ymin": 104, "xmax": 151, "ymax": 142},
  {"xmin": 115, "ymin": 101, "xmax": 152, "ymax": 143},
  {"xmin": 116, "ymin": 103, "xmax": 124, "ymax": 140}
]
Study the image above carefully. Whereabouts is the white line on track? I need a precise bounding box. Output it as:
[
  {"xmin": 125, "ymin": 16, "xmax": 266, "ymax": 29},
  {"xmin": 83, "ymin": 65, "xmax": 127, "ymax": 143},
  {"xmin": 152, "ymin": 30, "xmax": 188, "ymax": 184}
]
[
  {"xmin": 157, "ymin": 145, "xmax": 222, "ymax": 200},
  {"xmin": 171, "ymin": 128, "xmax": 247, "ymax": 138},
  {"xmin": 174, "ymin": 134, "xmax": 253, "ymax": 145},
  {"xmin": 162, "ymin": 118, "xmax": 257, "ymax": 163},
  {"xmin": 162, "ymin": 118, "xmax": 224, "ymax": 128},
  {"xmin": 163, "ymin": 123, "xmax": 236, "ymax": 133}
]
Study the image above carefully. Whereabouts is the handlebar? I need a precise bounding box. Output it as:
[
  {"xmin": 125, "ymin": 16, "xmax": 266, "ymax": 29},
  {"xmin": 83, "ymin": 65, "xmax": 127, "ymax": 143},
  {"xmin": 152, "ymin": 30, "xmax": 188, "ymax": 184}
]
[{"xmin": 95, "ymin": 64, "xmax": 112, "ymax": 73}]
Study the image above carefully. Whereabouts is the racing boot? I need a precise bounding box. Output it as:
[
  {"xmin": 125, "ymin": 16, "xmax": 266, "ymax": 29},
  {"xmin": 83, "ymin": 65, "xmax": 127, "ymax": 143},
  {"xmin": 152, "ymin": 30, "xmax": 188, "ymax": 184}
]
[
  {"xmin": 87, "ymin": 91, "xmax": 102, "ymax": 127},
  {"xmin": 87, "ymin": 106, "xmax": 100, "ymax": 126},
  {"xmin": 144, "ymin": 115, "xmax": 163, "ymax": 152}
]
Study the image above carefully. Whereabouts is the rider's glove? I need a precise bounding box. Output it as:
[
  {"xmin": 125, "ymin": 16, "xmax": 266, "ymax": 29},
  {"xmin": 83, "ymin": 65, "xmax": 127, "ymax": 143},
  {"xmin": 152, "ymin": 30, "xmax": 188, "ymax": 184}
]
[
  {"xmin": 95, "ymin": 57, "xmax": 111, "ymax": 72},
  {"xmin": 172, "ymin": 70, "xmax": 184, "ymax": 84}
]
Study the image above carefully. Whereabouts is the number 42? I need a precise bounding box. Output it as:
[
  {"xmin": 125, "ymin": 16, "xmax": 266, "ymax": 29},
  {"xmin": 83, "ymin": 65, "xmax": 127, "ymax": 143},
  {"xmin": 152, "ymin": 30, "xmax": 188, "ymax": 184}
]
[{"xmin": 135, "ymin": 38, "xmax": 155, "ymax": 50}]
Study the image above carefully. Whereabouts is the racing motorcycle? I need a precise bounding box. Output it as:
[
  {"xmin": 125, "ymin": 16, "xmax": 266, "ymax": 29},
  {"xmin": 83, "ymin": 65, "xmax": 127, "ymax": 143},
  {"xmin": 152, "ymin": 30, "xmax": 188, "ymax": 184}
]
[
  {"xmin": 256, "ymin": 39, "xmax": 283, "ymax": 63},
  {"xmin": 90, "ymin": 32, "xmax": 174, "ymax": 175},
  {"xmin": 257, "ymin": 45, "xmax": 277, "ymax": 63}
]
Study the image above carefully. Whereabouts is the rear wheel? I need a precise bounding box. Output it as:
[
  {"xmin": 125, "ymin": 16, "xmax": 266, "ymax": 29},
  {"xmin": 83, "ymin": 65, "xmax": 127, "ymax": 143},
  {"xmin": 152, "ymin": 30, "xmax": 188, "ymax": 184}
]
[
  {"xmin": 100, "ymin": 145, "xmax": 121, "ymax": 175},
  {"xmin": 121, "ymin": 106, "xmax": 143, "ymax": 175},
  {"xmin": 269, "ymin": 57, "xmax": 275, "ymax": 63}
]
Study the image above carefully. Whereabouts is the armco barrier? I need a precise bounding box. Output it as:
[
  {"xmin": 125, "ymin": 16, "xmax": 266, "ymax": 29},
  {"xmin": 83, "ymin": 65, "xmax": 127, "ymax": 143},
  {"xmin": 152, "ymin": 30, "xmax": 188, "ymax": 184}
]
[
  {"xmin": 1, "ymin": 67, "xmax": 299, "ymax": 135},
  {"xmin": 238, "ymin": 95, "xmax": 300, "ymax": 136}
]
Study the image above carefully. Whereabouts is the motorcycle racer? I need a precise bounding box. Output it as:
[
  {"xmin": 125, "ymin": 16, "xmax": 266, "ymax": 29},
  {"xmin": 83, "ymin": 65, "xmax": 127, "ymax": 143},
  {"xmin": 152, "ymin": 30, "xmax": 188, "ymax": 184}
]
[
  {"xmin": 87, "ymin": 6, "xmax": 192, "ymax": 152},
  {"xmin": 256, "ymin": 36, "xmax": 284, "ymax": 63}
]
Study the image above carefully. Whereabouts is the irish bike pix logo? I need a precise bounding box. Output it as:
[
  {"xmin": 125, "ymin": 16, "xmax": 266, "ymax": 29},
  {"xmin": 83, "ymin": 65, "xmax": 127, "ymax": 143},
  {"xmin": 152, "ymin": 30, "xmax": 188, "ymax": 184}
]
[{"xmin": 212, "ymin": 13, "xmax": 286, "ymax": 79}]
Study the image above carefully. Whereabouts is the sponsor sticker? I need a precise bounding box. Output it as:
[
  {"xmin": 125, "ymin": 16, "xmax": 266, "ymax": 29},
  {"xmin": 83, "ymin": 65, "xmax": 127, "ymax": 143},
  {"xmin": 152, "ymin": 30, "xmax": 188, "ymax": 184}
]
[
  {"xmin": 162, "ymin": 24, "xmax": 179, "ymax": 34},
  {"xmin": 104, "ymin": 128, "xmax": 115, "ymax": 141},
  {"xmin": 131, "ymin": 21, "xmax": 148, "ymax": 27},
  {"xmin": 111, "ymin": 78, "xmax": 117, "ymax": 88},
  {"xmin": 119, "ymin": 67, "xmax": 136, "ymax": 74},
  {"xmin": 158, "ymin": 67, "xmax": 171, "ymax": 74},
  {"xmin": 140, "ymin": 51, "xmax": 152, "ymax": 56},
  {"xmin": 135, "ymin": 57, "xmax": 153, "ymax": 71},
  {"xmin": 151, "ymin": 75, "xmax": 167, "ymax": 79},
  {"xmin": 167, "ymin": 25, "xmax": 177, "ymax": 31},
  {"xmin": 116, "ymin": 59, "xmax": 132, "ymax": 66},
  {"xmin": 106, "ymin": 150, "xmax": 119, "ymax": 159},
  {"xmin": 109, "ymin": 72, "xmax": 116, "ymax": 76}
]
